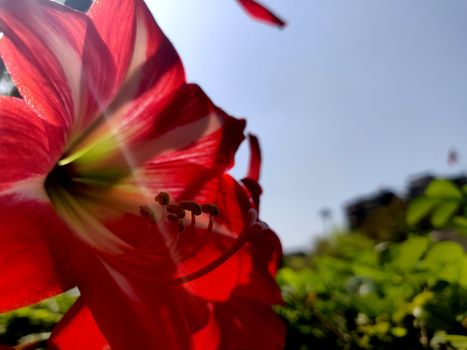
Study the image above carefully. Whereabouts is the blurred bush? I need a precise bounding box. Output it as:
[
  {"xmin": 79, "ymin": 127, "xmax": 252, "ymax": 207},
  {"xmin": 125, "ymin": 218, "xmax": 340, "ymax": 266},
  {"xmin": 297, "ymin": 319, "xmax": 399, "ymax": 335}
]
[{"xmin": 277, "ymin": 179, "xmax": 467, "ymax": 349}]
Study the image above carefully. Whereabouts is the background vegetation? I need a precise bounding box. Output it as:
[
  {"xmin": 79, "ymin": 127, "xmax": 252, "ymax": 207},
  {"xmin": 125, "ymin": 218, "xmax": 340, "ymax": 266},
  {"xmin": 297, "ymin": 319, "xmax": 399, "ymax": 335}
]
[{"xmin": 277, "ymin": 178, "xmax": 467, "ymax": 349}]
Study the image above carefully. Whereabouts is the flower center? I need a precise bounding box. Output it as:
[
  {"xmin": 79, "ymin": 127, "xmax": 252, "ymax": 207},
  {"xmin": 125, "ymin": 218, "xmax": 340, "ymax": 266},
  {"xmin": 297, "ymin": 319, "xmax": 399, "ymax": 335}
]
[
  {"xmin": 44, "ymin": 162, "xmax": 76, "ymax": 194},
  {"xmin": 43, "ymin": 156, "xmax": 137, "ymax": 255}
]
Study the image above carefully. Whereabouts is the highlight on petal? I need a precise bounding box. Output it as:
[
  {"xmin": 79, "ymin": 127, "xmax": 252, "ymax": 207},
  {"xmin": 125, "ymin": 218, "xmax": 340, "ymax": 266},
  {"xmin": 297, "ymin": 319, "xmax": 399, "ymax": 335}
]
[
  {"xmin": 236, "ymin": 0, "xmax": 286, "ymax": 28},
  {"xmin": 0, "ymin": 0, "xmax": 116, "ymax": 135}
]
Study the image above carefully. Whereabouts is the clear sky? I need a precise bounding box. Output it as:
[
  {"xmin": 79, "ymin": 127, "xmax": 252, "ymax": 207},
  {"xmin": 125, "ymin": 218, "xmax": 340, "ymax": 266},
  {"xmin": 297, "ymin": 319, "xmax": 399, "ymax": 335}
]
[{"xmin": 148, "ymin": 0, "xmax": 467, "ymax": 251}]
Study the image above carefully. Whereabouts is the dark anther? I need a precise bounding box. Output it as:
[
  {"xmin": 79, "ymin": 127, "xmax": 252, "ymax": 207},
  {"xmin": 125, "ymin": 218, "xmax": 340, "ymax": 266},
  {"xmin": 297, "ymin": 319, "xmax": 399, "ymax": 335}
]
[
  {"xmin": 179, "ymin": 201, "xmax": 202, "ymax": 216},
  {"xmin": 139, "ymin": 205, "xmax": 155, "ymax": 223},
  {"xmin": 155, "ymin": 192, "xmax": 170, "ymax": 206},
  {"xmin": 167, "ymin": 204, "xmax": 186, "ymax": 219},
  {"xmin": 201, "ymin": 204, "xmax": 219, "ymax": 216}
]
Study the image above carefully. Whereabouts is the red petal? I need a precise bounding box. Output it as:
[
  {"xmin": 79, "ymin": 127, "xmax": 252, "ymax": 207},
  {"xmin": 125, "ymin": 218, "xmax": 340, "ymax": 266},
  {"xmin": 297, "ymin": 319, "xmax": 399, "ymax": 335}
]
[
  {"xmin": 98, "ymin": 0, "xmax": 185, "ymax": 123},
  {"xmin": 66, "ymin": 251, "xmax": 211, "ymax": 350},
  {"xmin": 0, "ymin": 97, "xmax": 63, "ymax": 186},
  {"xmin": 245, "ymin": 134, "xmax": 262, "ymax": 181},
  {"xmin": 241, "ymin": 134, "xmax": 263, "ymax": 209},
  {"xmin": 116, "ymin": 0, "xmax": 185, "ymax": 100},
  {"xmin": 138, "ymin": 85, "xmax": 246, "ymax": 182},
  {"xmin": 48, "ymin": 298, "xmax": 109, "ymax": 350},
  {"xmin": 190, "ymin": 295, "xmax": 285, "ymax": 349},
  {"xmin": 87, "ymin": 0, "xmax": 136, "ymax": 91},
  {"xmin": 0, "ymin": 197, "xmax": 71, "ymax": 312},
  {"xmin": 70, "ymin": 84, "xmax": 245, "ymax": 180},
  {"xmin": 191, "ymin": 303, "xmax": 220, "ymax": 350},
  {"xmin": 0, "ymin": 0, "xmax": 115, "ymax": 135},
  {"xmin": 215, "ymin": 297, "xmax": 286, "ymax": 348},
  {"xmin": 89, "ymin": 0, "xmax": 185, "ymax": 98},
  {"xmin": 0, "ymin": 98, "xmax": 71, "ymax": 311},
  {"xmin": 236, "ymin": 0, "xmax": 286, "ymax": 27},
  {"xmin": 64, "ymin": 4, "xmax": 190, "ymax": 172},
  {"xmin": 181, "ymin": 185, "xmax": 283, "ymax": 304}
]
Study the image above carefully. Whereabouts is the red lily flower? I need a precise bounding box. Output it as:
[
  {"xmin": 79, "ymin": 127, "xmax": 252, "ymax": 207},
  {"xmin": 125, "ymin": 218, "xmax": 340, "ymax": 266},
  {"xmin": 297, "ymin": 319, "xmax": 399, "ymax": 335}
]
[{"xmin": 0, "ymin": 0, "xmax": 284, "ymax": 349}]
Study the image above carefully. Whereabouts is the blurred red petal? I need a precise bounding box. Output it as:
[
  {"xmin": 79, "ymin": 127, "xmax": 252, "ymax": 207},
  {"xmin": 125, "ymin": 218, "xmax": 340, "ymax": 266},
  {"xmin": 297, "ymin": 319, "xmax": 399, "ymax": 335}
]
[{"xmin": 237, "ymin": 0, "xmax": 286, "ymax": 27}]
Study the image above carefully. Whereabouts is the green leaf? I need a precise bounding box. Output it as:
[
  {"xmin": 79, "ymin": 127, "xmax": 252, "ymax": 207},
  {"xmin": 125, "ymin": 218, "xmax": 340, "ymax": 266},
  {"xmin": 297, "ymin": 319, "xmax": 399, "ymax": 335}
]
[
  {"xmin": 458, "ymin": 257, "xmax": 467, "ymax": 288},
  {"xmin": 431, "ymin": 201, "xmax": 460, "ymax": 228},
  {"xmin": 434, "ymin": 333, "xmax": 467, "ymax": 350},
  {"xmin": 420, "ymin": 241, "xmax": 464, "ymax": 282},
  {"xmin": 454, "ymin": 216, "xmax": 467, "ymax": 234},
  {"xmin": 426, "ymin": 180, "xmax": 462, "ymax": 199},
  {"xmin": 391, "ymin": 326, "xmax": 407, "ymax": 338},
  {"xmin": 422, "ymin": 241, "xmax": 464, "ymax": 266},
  {"xmin": 389, "ymin": 236, "xmax": 429, "ymax": 269},
  {"xmin": 407, "ymin": 197, "xmax": 438, "ymax": 226}
]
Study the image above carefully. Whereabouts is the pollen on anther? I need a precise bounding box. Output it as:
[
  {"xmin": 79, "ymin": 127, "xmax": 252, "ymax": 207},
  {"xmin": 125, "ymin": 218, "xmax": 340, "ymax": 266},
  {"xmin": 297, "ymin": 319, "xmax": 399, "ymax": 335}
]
[{"xmin": 155, "ymin": 192, "xmax": 170, "ymax": 206}]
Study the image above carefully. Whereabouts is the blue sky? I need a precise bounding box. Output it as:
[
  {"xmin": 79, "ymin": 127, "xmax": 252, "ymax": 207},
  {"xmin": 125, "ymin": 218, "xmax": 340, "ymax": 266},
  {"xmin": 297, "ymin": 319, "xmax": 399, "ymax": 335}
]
[{"xmin": 148, "ymin": 0, "xmax": 467, "ymax": 251}]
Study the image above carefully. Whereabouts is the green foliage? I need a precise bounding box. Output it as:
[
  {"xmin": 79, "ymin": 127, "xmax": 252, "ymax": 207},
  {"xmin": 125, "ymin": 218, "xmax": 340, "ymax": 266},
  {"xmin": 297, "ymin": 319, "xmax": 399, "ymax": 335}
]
[
  {"xmin": 277, "ymin": 233, "xmax": 467, "ymax": 349},
  {"xmin": 407, "ymin": 179, "xmax": 467, "ymax": 232},
  {"xmin": 0, "ymin": 292, "xmax": 77, "ymax": 348}
]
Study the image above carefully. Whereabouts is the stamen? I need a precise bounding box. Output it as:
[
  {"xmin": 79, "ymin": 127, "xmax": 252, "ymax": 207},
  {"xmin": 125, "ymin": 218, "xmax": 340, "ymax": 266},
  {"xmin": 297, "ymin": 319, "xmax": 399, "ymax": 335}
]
[
  {"xmin": 179, "ymin": 201, "xmax": 202, "ymax": 216},
  {"xmin": 201, "ymin": 204, "xmax": 219, "ymax": 216},
  {"xmin": 143, "ymin": 192, "xmax": 220, "ymax": 234},
  {"xmin": 139, "ymin": 205, "xmax": 156, "ymax": 223},
  {"xmin": 167, "ymin": 214, "xmax": 184, "ymax": 232},
  {"xmin": 140, "ymin": 192, "xmax": 267, "ymax": 285},
  {"xmin": 127, "ymin": 197, "xmax": 266, "ymax": 285},
  {"xmin": 155, "ymin": 192, "xmax": 170, "ymax": 205},
  {"xmin": 168, "ymin": 209, "xmax": 265, "ymax": 285},
  {"xmin": 166, "ymin": 204, "xmax": 185, "ymax": 219}
]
